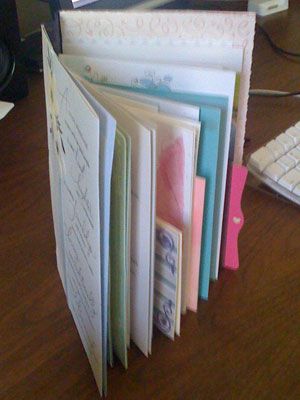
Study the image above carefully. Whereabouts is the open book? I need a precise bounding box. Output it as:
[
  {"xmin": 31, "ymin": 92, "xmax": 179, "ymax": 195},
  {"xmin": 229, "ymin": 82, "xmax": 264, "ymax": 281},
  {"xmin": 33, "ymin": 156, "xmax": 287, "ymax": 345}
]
[{"xmin": 42, "ymin": 9, "xmax": 255, "ymax": 396}]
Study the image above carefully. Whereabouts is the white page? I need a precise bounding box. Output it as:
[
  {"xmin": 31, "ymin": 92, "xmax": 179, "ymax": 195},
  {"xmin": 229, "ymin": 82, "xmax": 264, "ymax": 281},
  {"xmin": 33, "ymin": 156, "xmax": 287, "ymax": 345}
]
[
  {"xmin": 42, "ymin": 27, "xmax": 103, "ymax": 394},
  {"xmin": 0, "ymin": 101, "xmax": 14, "ymax": 120},
  {"xmin": 112, "ymin": 99, "xmax": 199, "ymax": 320},
  {"xmin": 60, "ymin": 19, "xmax": 243, "ymax": 72},
  {"xmin": 61, "ymin": 54, "xmax": 234, "ymax": 282},
  {"xmin": 72, "ymin": 74, "xmax": 155, "ymax": 357},
  {"xmin": 71, "ymin": 0, "xmax": 98, "ymax": 8},
  {"xmin": 94, "ymin": 85, "xmax": 200, "ymax": 121},
  {"xmin": 105, "ymin": 92, "xmax": 201, "ymax": 308},
  {"xmin": 60, "ymin": 10, "xmax": 255, "ymax": 164},
  {"xmin": 104, "ymin": 92, "xmax": 158, "ymax": 113},
  {"xmin": 67, "ymin": 76, "xmax": 116, "ymax": 392}
]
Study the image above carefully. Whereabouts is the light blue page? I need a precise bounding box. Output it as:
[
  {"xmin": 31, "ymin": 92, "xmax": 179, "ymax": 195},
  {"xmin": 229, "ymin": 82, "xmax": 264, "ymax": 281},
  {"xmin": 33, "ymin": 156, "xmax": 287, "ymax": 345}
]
[
  {"xmin": 72, "ymin": 80, "xmax": 116, "ymax": 394},
  {"xmin": 105, "ymin": 85, "xmax": 225, "ymax": 300}
]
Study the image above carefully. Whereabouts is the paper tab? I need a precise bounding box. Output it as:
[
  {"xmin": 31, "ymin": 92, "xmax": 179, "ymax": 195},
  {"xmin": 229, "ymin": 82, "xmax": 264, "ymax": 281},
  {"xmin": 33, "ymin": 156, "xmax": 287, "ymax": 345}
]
[{"xmin": 222, "ymin": 164, "xmax": 248, "ymax": 270}]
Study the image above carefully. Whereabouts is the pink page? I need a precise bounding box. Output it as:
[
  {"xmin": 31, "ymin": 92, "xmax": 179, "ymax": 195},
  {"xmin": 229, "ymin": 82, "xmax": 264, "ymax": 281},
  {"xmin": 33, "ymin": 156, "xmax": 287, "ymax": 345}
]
[
  {"xmin": 187, "ymin": 177, "xmax": 205, "ymax": 312},
  {"xmin": 156, "ymin": 137, "xmax": 184, "ymax": 231}
]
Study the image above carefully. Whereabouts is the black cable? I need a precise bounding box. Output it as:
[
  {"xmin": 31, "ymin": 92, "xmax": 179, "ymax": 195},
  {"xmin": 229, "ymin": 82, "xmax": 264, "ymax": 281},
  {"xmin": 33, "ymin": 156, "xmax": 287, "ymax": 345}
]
[
  {"xmin": 250, "ymin": 90, "xmax": 300, "ymax": 97},
  {"xmin": 251, "ymin": 25, "xmax": 300, "ymax": 98},
  {"xmin": 257, "ymin": 24, "xmax": 300, "ymax": 58}
]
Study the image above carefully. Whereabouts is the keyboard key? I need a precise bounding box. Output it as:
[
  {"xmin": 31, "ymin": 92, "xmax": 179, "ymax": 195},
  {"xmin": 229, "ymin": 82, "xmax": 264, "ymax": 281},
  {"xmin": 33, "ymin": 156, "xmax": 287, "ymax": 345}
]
[
  {"xmin": 285, "ymin": 126, "xmax": 300, "ymax": 145},
  {"xmin": 277, "ymin": 155, "xmax": 296, "ymax": 171},
  {"xmin": 248, "ymin": 147, "xmax": 275, "ymax": 172},
  {"xmin": 278, "ymin": 169, "xmax": 300, "ymax": 191},
  {"xmin": 293, "ymin": 183, "xmax": 300, "ymax": 197},
  {"xmin": 264, "ymin": 162, "xmax": 285, "ymax": 182},
  {"xmin": 248, "ymin": 122, "xmax": 300, "ymax": 206},
  {"xmin": 276, "ymin": 133, "xmax": 294, "ymax": 151},
  {"xmin": 287, "ymin": 148, "xmax": 300, "ymax": 163},
  {"xmin": 266, "ymin": 140, "xmax": 285, "ymax": 159}
]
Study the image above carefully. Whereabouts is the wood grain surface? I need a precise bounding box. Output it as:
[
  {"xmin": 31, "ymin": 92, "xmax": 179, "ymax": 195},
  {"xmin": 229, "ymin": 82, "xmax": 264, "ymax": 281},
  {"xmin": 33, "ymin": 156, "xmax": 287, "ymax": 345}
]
[{"xmin": 1, "ymin": 2, "xmax": 300, "ymax": 399}]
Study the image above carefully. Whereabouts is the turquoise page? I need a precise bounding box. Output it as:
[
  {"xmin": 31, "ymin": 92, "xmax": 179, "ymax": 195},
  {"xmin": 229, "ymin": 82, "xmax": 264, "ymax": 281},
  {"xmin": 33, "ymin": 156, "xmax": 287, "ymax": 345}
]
[{"xmin": 106, "ymin": 85, "xmax": 225, "ymax": 300}]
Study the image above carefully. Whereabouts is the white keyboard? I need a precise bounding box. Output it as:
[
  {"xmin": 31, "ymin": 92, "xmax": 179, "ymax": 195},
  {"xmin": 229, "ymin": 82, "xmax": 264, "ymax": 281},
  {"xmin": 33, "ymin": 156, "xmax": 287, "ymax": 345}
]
[{"xmin": 247, "ymin": 121, "xmax": 300, "ymax": 206}]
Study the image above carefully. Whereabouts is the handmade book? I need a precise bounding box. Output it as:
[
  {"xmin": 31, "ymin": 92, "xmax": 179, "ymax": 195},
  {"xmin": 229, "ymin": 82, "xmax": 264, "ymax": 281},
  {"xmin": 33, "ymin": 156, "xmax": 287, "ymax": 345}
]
[{"xmin": 43, "ymin": 9, "xmax": 255, "ymax": 396}]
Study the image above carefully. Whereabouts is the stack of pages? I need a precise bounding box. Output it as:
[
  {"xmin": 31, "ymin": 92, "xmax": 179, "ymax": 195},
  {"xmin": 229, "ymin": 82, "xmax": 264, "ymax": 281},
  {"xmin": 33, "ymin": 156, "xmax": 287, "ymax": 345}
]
[{"xmin": 42, "ymin": 9, "xmax": 255, "ymax": 396}]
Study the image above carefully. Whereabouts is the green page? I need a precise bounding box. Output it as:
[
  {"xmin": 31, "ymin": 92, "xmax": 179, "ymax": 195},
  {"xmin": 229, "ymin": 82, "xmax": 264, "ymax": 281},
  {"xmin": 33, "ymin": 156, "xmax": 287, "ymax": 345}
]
[
  {"xmin": 108, "ymin": 278, "xmax": 113, "ymax": 367},
  {"xmin": 124, "ymin": 130, "xmax": 131, "ymax": 350},
  {"xmin": 110, "ymin": 128, "xmax": 129, "ymax": 369}
]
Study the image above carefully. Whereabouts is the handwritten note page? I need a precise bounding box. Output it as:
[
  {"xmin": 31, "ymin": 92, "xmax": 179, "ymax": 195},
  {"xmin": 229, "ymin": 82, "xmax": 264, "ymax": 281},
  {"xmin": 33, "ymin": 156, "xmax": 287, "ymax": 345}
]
[
  {"xmin": 42, "ymin": 27, "xmax": 103, "ymax": 394},
  {"xmin": 72, "ymin": 75, "xmax": 155, "ymax": 356},
  {"xmin": 154, "ymin": 218, "xmax": 182, "ymax": 339},
  {"xmin": 70, "ymin": 76, "xmax": 117, "ymax": 392}
]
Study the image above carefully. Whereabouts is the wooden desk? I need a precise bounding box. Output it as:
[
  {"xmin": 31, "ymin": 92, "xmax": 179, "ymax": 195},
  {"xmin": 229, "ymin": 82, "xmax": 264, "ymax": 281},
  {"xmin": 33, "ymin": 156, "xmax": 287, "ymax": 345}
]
[{"xmin": 1, "ymin": 2, "xmax": 299, "ymax": 399}]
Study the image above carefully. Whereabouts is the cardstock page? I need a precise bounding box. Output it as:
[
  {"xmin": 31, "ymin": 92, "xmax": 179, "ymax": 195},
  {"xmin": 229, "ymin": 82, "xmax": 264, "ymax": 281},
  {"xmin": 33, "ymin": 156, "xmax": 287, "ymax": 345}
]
[
  {"xmin": 120, "ymin": 87, "xmax": 222, "ymax": 300},
  {"xmin": 154, "ymin": 218, "xmax": 182, "ymax": 340},
  {"xmin": 73, "ymin": 77, "xmax": 156, "ymax": 357},
  {"xmin": 125, "ymin": 90, "xmax": 231, "ymax": 286},
  {"xmin": 101, "ymin": 88, "xmax": 201, "ymax": 312},
  {"xmin": 60, "ymin": 9, "xmax": 255, "ymax": 165},
  {"xmin": 74, "ymin": 74, "xmax": 225, "ymax": 300},
  {"xmin": 107, "ymin": 86, "xmax": 158, "ymax": 344},
  {"xmin": 123, "ymin": 105, "xmax": 198, "ymax": 313},
  {"xmin": 70, "ymin": 76, "xmax": 117, "ymax": 392},
  {"xmin": 99, "ymin": 87, "xmax": 203, "ymax": 306},
  {"xmin": 110, "ymin": 128, "xmax": 129, "ymax": 369},
  {"xmin": 42, "ymin": 27, "xmax": 104, "ymax": 394},
  {"xmin": 62, "ymin": 38, "xmax": 243, "ymax": 76},
  {"xmin": 103, "ymin": 92, "xmax": 159, "ymax": 113},
  {"xmin": 60, "ymin": 54, "xmax": 235, "ymax": 281},
  {"xmin": 98, "ymin": 84, "xmax": 200, "ymax": 121},
  {"xmin": 43, "ymin": 39, "xmax": 67, "ymax": 295},
  {"xmin": 124, "ymin": 131, "xmax": 132, "ymax": 350},
  {"xmin": 94, "ymin": 84, "xmax": 226, "ymax": 298},
  {"xmin": 123, "ymin": 108, "xmax": 200, "ymax": 313},
  {"xmin": 187, "ymin": 177, "xmax": 206, "ymax": 312}
]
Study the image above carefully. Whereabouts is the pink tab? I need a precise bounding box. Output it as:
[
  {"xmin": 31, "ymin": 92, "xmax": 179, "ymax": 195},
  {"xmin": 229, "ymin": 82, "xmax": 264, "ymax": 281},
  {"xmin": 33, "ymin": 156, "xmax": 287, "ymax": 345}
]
[
  {"xmin": 222, "ymin": 164, "xmax": 247, "ymax": 270},
  {"xmin": 187, "ymin": 177, "xmax": 205, "ymax": 312}
]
